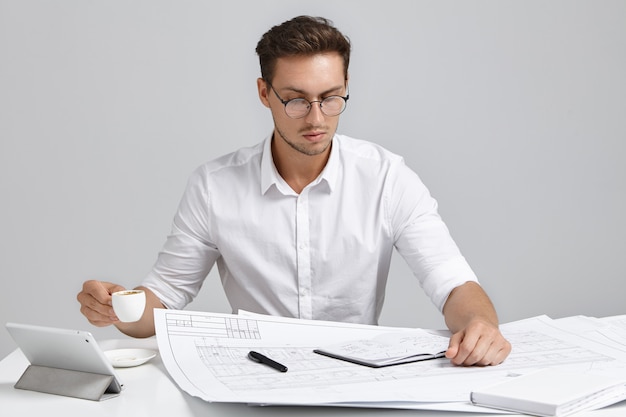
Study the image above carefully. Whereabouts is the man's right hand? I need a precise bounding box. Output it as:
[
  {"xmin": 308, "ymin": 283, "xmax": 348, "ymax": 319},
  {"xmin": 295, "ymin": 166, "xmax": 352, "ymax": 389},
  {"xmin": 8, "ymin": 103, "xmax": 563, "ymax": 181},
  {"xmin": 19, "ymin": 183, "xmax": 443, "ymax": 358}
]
[
  {"xmin": 77, "ymin": 280, "xmax": 126, "ymax": 327},
  {"xmin": 77, "ymin": 280, "xmax": 162, "ymax": 337}
]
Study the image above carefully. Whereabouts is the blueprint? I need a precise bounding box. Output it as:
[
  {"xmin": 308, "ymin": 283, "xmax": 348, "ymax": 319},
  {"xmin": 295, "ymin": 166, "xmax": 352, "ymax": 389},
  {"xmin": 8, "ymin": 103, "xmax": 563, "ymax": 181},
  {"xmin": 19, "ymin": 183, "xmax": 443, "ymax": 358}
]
[{"xmin": 154, "ymin": 309, "xmax": 626, "ymax": 411}]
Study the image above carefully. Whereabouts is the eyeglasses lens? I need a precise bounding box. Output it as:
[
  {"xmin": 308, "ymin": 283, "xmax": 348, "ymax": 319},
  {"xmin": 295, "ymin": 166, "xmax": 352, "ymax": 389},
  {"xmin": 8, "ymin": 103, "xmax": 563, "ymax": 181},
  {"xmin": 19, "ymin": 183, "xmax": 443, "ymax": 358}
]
[{"xmin": 285, "ymin": 97, "xmax": 346, "ymax": 118}]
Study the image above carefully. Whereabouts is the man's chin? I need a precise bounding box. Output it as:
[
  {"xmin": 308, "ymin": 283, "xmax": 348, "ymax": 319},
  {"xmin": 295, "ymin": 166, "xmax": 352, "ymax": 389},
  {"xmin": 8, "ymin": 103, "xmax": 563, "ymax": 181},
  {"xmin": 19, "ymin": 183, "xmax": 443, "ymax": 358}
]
[
  {"xmin": 297, "ymin": 140, "xmax": 332, "ymax": 156},
  {"xmin": 287, "ymin": 137, "xmax": 332, "ymax": 156}
]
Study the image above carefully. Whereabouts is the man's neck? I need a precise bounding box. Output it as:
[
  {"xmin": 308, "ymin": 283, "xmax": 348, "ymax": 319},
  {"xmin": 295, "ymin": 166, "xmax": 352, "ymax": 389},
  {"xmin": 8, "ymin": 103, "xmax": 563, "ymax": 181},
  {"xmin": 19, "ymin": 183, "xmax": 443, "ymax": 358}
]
[{"xmin": 271, "ymin": 134, "xmax": 331, "ymax": 194}]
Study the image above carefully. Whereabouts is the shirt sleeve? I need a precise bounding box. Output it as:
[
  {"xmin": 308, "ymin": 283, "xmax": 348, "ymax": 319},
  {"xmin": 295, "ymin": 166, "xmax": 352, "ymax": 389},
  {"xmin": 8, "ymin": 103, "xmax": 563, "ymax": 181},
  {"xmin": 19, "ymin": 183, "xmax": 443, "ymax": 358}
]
[
  {"xmin": 141, "ymin": 166, "xmax": 220, "ymax": 310},
  {"xmin": 388, "ymin": 160, "xmax": 479, "ymax": 312}
]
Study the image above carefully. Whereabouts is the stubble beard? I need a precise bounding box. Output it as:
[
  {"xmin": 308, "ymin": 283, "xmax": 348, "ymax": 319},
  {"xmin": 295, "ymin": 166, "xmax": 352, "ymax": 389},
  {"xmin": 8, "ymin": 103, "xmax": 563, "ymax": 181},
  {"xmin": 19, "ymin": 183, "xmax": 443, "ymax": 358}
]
[{"xmin": 275, "ymin": 124, "xmax": 334, "ymax": 157}]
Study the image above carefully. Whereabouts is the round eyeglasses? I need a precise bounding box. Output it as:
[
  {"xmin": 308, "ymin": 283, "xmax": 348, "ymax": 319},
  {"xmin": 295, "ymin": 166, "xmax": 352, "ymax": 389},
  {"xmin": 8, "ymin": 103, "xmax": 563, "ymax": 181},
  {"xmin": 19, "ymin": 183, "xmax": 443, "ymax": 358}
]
[{"xmin": 267, "ymin": 81, "xmax": 349, "ymax": 119}]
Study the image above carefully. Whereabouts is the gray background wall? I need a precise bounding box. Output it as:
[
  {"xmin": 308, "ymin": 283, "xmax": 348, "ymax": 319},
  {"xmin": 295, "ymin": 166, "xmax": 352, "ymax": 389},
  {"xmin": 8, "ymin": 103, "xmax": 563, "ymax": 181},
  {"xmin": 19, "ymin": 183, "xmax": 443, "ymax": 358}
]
[{"xmin": 1, "ymin": 0, "xmax": 625, "ymax": 359}]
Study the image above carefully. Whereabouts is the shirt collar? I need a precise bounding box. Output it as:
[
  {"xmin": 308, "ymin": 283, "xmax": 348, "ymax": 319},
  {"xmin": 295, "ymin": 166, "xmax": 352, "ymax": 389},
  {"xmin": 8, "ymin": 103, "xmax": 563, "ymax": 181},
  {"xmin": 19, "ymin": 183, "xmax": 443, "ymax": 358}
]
[{"xmin": 260, "ymin": 133, "xmax": 339, "ymax": 195}]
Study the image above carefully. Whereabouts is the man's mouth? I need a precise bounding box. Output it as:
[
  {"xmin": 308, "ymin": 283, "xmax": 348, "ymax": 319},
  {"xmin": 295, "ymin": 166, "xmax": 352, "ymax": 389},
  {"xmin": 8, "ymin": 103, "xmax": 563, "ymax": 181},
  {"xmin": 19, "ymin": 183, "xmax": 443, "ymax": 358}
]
[{"xmin": 302, "ymin": 131, "xmax": 326, "ymax": 142}]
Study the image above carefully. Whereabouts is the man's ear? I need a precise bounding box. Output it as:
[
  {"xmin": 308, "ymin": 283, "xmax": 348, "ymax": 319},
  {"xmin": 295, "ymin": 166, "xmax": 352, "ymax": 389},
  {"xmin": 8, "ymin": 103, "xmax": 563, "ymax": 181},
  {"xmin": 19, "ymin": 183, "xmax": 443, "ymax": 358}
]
[{"xmin": 257, "ymin": 78, "xmax": 270, "ymax": 108}]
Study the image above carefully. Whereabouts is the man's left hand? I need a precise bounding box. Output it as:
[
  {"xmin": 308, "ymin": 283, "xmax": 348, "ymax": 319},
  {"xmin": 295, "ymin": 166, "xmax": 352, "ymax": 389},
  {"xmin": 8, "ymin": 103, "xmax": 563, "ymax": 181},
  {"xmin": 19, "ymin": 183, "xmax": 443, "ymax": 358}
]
[{"xmin": 445, "ymin": 317, "xmax": 511, "ymax": 366}]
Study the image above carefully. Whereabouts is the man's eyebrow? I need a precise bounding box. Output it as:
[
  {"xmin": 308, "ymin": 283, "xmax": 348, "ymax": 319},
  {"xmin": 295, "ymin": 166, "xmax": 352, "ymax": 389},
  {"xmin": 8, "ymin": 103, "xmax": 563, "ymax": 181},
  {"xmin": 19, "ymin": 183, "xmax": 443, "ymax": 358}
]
[{"xmin": 280, "ymin": 85, "xmax": 345, "ymax": 96}]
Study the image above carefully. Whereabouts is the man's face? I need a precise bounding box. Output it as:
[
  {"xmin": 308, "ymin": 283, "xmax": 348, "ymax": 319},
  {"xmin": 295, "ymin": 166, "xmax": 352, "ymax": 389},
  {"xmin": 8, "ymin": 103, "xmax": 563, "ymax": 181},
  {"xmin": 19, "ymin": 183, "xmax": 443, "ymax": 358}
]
[{"xmin": 257, "ymin": 53, "xmax": 347, "ymax": 157}]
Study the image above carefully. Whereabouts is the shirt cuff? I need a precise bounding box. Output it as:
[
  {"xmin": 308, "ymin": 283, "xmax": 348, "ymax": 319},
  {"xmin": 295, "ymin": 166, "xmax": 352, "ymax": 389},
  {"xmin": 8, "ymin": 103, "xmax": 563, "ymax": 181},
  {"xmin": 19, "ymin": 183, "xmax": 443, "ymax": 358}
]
[{"xmin": 420, "ymin": 256, "xmax": 479, "ymax": 312}]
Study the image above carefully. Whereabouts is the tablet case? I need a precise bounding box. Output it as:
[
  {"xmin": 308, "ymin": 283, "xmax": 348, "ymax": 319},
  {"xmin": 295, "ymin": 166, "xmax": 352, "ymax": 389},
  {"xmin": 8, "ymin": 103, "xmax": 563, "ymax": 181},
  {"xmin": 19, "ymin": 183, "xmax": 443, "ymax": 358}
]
[
  {"xmin": 6, "ymin": 322, "xmax": 123, "ymax": 401},
  {"xmin": 15, "ymin": 365, "xmax": 118, "ymax": 401}
]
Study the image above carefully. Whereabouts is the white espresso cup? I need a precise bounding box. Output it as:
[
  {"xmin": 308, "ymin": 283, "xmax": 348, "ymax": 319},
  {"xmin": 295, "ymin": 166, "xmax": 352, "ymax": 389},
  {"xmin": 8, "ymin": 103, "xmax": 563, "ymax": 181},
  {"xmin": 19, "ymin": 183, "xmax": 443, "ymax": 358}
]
[{"xmin": 112, "ymin": 289, "xmax": 146, "ymax": 322}]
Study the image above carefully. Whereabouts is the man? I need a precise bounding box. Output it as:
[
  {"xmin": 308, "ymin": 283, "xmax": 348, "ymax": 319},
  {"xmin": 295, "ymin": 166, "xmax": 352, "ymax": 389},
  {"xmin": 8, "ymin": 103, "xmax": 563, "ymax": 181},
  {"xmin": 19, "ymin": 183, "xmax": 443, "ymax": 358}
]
[{"xmin": 77, "ymin": 16, "xmax": 511, "ymax": 366}]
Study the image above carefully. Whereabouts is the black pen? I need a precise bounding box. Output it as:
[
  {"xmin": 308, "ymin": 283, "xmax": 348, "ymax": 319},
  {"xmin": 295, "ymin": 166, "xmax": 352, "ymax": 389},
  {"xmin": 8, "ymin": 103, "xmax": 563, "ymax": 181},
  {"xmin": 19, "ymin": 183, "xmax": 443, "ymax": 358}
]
[{"xmin": 248, "ymin": 350, "xmax": 288, "ymax": 372}]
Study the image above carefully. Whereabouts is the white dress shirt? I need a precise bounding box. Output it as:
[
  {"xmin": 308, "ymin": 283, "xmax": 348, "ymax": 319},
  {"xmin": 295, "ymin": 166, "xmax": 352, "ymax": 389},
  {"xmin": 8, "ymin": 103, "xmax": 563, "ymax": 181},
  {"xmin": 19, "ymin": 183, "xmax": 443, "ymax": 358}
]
[{"xmin": 142, "ymin": 134, "xmax": 478, "ymax": 325}]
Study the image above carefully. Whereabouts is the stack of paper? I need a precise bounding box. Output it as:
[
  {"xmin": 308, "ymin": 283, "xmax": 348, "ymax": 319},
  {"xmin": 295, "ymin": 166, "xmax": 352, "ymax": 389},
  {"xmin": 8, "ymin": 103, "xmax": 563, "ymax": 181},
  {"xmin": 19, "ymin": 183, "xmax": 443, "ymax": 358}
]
[
  {"xmin": 154, "ymin": 310, "xmax": 626, "ymax": 412},
  {"xmin": 471, "ymin": 368, "xmax": 626, "ymax": 416}
]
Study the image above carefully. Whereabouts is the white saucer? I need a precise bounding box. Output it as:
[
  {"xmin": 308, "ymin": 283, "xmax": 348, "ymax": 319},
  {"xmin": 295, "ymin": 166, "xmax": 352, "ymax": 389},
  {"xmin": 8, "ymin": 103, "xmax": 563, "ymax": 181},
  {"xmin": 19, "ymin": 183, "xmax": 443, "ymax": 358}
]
[{"xmin": 104, "ymin": 348, "xmax": 157, "ymax": 368}]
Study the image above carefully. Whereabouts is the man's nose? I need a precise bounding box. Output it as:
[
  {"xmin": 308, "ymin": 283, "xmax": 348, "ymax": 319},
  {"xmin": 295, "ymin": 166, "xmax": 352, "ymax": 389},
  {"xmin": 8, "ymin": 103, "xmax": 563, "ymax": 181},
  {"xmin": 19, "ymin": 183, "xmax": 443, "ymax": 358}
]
[{"xmin": 304, "ymin": 101, "xmax": 325, "ymax": 123}]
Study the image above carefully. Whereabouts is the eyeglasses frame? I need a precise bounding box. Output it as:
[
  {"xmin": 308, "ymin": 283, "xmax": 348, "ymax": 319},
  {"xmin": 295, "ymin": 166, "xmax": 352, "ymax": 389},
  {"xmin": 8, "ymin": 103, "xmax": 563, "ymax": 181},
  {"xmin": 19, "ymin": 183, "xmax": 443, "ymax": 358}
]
[{"xmin": 265, "ymin": 80, "xmax": 349, "ymax": 119}]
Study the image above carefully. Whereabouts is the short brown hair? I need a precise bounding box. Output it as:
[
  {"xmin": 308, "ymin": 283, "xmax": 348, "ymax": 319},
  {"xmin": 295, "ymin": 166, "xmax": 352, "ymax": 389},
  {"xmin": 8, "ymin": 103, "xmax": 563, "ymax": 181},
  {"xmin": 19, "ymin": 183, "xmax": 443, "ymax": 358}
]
[{"xmin": 255, "ymin": 16, "xmax": 351, "ymax": 83}]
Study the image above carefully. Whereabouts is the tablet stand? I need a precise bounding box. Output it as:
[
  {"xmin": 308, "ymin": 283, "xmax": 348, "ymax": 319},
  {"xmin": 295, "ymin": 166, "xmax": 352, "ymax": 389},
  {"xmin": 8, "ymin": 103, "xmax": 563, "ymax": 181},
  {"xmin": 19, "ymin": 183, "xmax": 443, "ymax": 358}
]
[{"xmin": 14, "ymin": 365, "xmax": 120, "ymax": 401}]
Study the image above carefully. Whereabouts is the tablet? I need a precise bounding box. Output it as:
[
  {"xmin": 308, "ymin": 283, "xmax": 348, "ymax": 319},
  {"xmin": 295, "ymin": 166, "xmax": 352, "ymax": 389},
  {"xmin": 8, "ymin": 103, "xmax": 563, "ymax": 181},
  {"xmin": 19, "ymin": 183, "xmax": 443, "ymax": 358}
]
[{"xmin": 6, "ymin": 322, "xmax": 123, "ymax": 397}]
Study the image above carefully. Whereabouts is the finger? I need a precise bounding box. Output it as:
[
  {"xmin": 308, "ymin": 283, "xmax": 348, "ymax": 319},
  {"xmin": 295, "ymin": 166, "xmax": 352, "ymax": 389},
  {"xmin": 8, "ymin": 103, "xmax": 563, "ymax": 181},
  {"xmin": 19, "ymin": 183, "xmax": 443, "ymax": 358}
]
[
  {"xmin": 80, "ymin": 306, "xmax": 116, "ymax": 327},
  {"xmin": 82, "ymin": 280, "xmax": 109, "ymax": 304},
  {"xmin": 480, "ymin": 338, "xmax": 512, "ymax": 366},
  {"xmin": 467, "ymin": 331, "xmax": 512, "ymax": 366},
  {"xmin": 445, "ymin": 331, "xmax": 463, "ymax": 359},
  {"xmin": 465, "ymin": 337, "xmax": 495, "ymax": 366},
  {"xmin": 78, "ymin": 281, "xmax": 121, "ymax": 324},
  {"xmin": 450, "ymin": 330, "xmax": 481, "ymax": 366},
  {"xmin": 85, "ymin": 280, "xmax": 124, "ymax": 304},
  {"xmin": 79, "ymin": 289, "xmax": 117, "ymax": 318},
  {"xmin": 494, "ymin": 342, "xmax": 512, "ymax": 365},
  {"xmin": 78, "ymin": 293, "xmax": 119, "ymax": 326},
  {"xmin": 106, "ymin": 282, "xmax": 127, "ymax": 296}
]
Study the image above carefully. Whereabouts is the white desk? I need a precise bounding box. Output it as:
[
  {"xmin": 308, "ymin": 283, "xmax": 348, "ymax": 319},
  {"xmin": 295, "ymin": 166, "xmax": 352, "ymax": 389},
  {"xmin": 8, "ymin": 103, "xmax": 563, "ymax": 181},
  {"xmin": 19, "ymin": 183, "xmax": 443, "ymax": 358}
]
[{"xmin": 2, "ymin": 337, "xmax": 626, "ymax": 417}]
